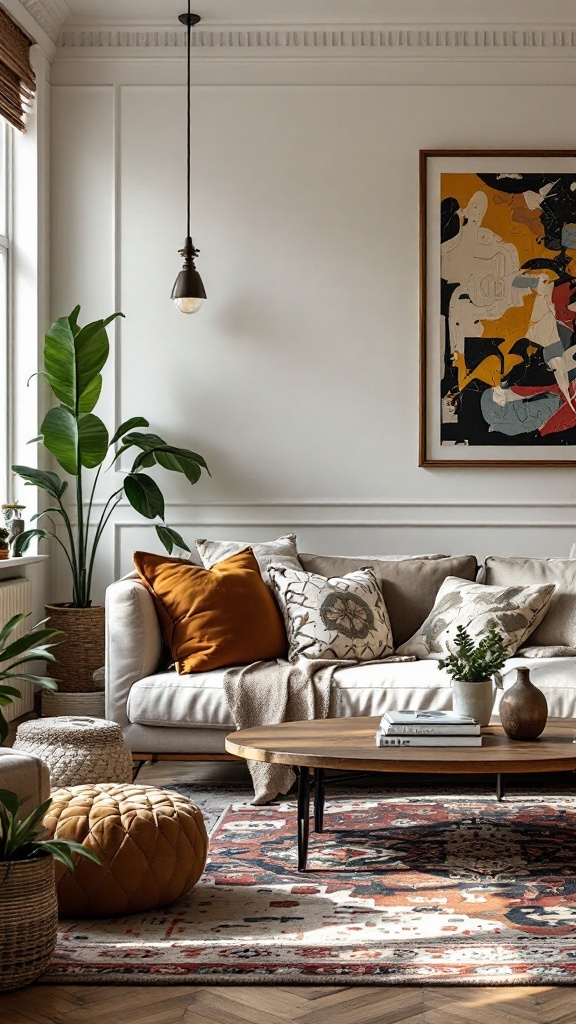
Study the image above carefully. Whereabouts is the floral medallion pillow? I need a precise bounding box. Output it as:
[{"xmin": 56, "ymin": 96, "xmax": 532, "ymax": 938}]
[
  {"xmin": 268, "ymin": 563, "xmax": 394, "ymax": 662},
  {"xmin": 396, "ymin": 576, "xmax": 555, "ymax": 659}
]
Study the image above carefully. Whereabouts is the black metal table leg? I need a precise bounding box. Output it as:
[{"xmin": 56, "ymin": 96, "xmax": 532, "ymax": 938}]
[
  {"xmin": 297, "ymin": 766, "xmax": 311, "ymax": 870},
  {"xmin": 496, "ymin": 773, "xmax": 505, "ymax": 801},
  {"xmin": 314, "ymin": 768, "xmax": 325, "ymax": 833}
]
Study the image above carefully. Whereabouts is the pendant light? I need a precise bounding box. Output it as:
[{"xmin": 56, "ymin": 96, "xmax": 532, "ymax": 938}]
[{"xmin": 171, "ymin": 4, "xmax": 206, "ymax": 314}]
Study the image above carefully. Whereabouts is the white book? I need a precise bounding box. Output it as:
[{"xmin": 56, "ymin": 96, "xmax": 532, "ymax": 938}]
[
  {"xmin": 376, "ymin": 730, "xmax": 483, "ymax": 748},
  {"xmin": 382, "ymin": 710, "xmax": 477, "ymax": 726},
  {"xmin": 381, "ymin": 722, "xmax": 480, "ymax": 736}
]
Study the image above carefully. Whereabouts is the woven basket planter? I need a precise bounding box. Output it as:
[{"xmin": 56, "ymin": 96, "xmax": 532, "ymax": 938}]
[
  {"xmin": 0, "ymin": 855, "xmax": 57, "ymax": 991},
  {"xmin": 41, "ymin": 690, "xmax": 106, "ymax": 719},
  {"xmin": 45, "ymin": 604, "xmax": 105, "ymax": 693}
]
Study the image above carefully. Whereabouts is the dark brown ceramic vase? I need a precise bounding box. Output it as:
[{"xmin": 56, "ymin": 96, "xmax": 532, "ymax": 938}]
[{"xmin": 499, "ymin": 667, "xmax": 548, "ymax": 740}]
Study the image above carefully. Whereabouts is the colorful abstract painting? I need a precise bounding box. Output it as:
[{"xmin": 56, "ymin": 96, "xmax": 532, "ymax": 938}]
[{"xmin": 420, "ymin": 152, "xmax": 576, "ymax": 465}]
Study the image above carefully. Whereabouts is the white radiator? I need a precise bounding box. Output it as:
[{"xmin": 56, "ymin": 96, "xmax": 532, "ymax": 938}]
[{"xmin": 0, "ymin": 578, "xmax": 33, "ymax": 721}]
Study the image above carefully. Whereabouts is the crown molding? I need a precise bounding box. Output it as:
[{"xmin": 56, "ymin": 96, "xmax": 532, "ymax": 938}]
[
  {"xmin": 19, "ymin": 0, "xmax": 70, "ymax": 42},
  {"xmin": 55, "ymin": 24, "xmax": 576, "ymax": 60}
]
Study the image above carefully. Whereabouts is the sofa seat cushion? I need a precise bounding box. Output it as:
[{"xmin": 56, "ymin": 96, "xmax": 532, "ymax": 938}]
[
  {"xmin": 127, "ymin": 669, "xmax": 238, "ymax": 729},
  {"xmin": 127, "ymin": 656, "xmax": 576, "ymax": 730}
]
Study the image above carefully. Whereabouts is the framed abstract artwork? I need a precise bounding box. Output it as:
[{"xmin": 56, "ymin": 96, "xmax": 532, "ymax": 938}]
[{"xmin": 420, "ymin": 150, "xmax": 576, "ymax": 466}]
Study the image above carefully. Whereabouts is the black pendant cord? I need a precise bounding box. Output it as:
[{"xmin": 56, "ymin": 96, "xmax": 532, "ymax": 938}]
[{"xmin": 186, "ymin": 0, "xmax": 191, "ymax": 239}]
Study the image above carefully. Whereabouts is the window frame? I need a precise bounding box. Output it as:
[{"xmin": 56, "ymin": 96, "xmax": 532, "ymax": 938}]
[{"xmin": 0, "ymin": 120, "xmax": 13, "ymax": 501}]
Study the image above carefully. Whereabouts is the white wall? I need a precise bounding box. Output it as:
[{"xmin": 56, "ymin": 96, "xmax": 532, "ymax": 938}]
[{"xmin": 49, "ymin": 14, "xmax": 576, "ymax": 602}]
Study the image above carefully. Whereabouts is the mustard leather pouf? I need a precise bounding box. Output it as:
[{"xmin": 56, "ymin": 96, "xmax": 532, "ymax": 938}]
[{"xmin": 44, "ymin": 783, "xmax": 209, "ymax": 917}]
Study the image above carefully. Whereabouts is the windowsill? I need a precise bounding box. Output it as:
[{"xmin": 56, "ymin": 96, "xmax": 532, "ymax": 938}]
[{"xmin": 0, "ymin": 554, "xmax": 48, "ymax": 568}]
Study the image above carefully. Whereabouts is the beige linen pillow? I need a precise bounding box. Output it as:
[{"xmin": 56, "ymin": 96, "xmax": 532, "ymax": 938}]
[
  {"xmin": 268, "ymin": 563, "xmax": 394, "ymax": 663},
  {"xmin": 485, "ymin": 556, "xmax": 576, "ymax": 648},
  {"xmin": 299, "ymin": 554, "xmax": 477, "ymax": 648},
  {"xmin": 396, "ymin": 576, "xmax": 555, "ymax": 659},
  {"xmin": 196, "ymin": 533, "xmax": 301, "ymax": 588}
]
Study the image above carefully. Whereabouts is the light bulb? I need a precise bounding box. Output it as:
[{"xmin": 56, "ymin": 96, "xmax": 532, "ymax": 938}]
[{"xmin": 173, "ymin": 296, "xmax": 205, "ymax": 314}]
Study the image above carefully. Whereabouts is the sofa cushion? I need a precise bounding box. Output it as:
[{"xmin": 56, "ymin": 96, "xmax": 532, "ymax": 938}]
[
  {"xmin": 396, "ymin": 576, "xmax": 555, "ymax": 659},
  {"xmin": 485, "ymin": 556, "xmax": 576, "ymax": 648},
  {"xmin": 298, "ymin": 554, "xmax": 477, "ymax": 647},
  {"xmin": 127, "ymin": 669, "xmax": 237, "ymax": 728},
  {"xmin": 133, "ymin": 548, "xmax": 287, "ymax": 673},
  {"xmin": 125, "ymin": 657, "xmax": 576, "ymax": 728},
  {"xmin": 196, "ymin": 533, "xmax": 301, "ymax": 588},
  {"xmin": 268, "ymin": 564, "xmax": 394, "ymax": 662}
]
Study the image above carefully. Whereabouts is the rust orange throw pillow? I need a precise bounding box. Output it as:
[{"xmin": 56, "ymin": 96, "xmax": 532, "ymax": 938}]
[{"xmin": 133, "ymin": 548, "xmax": 287, "ymax": 673}]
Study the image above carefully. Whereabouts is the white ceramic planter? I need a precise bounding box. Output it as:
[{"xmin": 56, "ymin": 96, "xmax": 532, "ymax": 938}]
[{"xmin": 451, "ymin": 677, "xmax": 494, "ymax": 727}]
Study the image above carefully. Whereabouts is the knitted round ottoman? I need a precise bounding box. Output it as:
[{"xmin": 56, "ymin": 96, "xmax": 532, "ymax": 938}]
[
  {"xmin": 44, "ymin": 784, "xmax": 209, "ymax": 917},
  {"xmin": 14, "ymin": 716, "xmax": 133, "ymax": 787}
]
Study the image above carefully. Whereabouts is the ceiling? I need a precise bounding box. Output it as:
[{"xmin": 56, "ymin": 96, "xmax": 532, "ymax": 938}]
[{"xmin": 59, "ymin": 0, "xmax": 576, "ymax": 28}]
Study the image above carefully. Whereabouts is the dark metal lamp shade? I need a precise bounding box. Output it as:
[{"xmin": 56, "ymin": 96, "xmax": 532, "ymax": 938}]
[{"xmin": 171, "ymin": 236, "xmax": 206, "ymax": 314}]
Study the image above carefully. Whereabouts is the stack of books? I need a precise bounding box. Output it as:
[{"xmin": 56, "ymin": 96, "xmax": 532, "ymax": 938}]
[{"xmin": 376, "ymin": 709, "xmax": 483, "ymax": 747}]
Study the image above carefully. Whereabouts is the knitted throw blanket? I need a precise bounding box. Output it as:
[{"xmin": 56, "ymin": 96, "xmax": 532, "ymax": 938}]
[{"xmin": 223, "ymin": 656, "xmax": 413, "ymax": 804}]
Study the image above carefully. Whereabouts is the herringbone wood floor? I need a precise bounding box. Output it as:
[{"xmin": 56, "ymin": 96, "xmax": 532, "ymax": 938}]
[{"xmin": 1, "ymin": 984, "xmax": 576, "ymax": 1024}]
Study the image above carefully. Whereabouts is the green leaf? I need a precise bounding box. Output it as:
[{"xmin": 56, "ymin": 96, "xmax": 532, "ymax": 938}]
[
  {"xmin": 29, "ymin": 508, "xmax": 63, "ymax": 523},
  {"xmin": 155, "ymin": 525, "xmax": 190, "ymax": 555},
  {"xmin": 0, "ymin": 685, "xmax": 23, "ymax": 699},
  {"xmin": 40, "ymin": 406, "xmax": 78, "ymax": 475},
  {"xmin": 78, "ymin": 413, "xmax": 109, "ymax": 469},
  {"xmin": 39, "ymin": 841, "xmax": 75, "ymax": 872},
  {"xmin": 74, "ymin": 320, "xmax": 110, "ymax": 398},
  {"xmin": 11, "ymin": 465, "xmax": 67, "ymax": 500},
  {"xmin": 12, "ymin": 528, "xmax": 49, "ymax": 557},
  {"xmin": 43, "ymin": 308, "xmax": 122, "ymax": 415},
  {"xmin": 0, "ymin": 790, "xmax": 21, "ymax": 818},
  {"xmin": 0, "ymin": 613, "xmax": 27, "ymax": 647},
  {"xmin": 110, "ymin": 416, "xmax": 149, "ymax": 445},
  {"xmin": 78, "ymin": 373, "xmax": 102, "ymax": 414},
  {"xmin": 0, "ymin": 628, "xmax": 64, "ymax": 662},
  {"xmin": 124, "ymin": 474, "xmax": 165, "ymax": 520},
  {"xmin": 43, "ymin": 314, "xmax": 77, "ymax": 408},
  {"xmin": 2, "ymin": 674, "xmax": 58, "ymax": 690}
]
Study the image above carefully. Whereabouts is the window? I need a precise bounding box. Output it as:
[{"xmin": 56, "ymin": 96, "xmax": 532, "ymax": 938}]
[{"xmin": 0, "ymin": 120, "xmax": 11, "ymax": 497}]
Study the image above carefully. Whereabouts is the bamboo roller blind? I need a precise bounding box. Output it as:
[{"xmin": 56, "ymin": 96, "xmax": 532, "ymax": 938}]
[{"xmin": 0, "ymin": 5, "xmax": 35, "ymax": 132}]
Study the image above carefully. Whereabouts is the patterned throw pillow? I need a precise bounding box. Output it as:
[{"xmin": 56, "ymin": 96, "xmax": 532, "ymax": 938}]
[
  {"xmin": 196, "ymin": 534, "xmax": 301, "ymax": 588},
  {"xmin": 268, "ymin": 564, "xmax": 394, "ymax": 663},
  {"xmin": 396, "ymin": 576, "xmax": 555, "ymax": 659}
]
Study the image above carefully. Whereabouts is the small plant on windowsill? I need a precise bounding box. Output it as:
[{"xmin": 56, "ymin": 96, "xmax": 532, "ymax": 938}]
[
  {"xmin": 0, "ymin": 528, "xmax": 9, "ymax": 560},
  {"xmin": 438, "ymin": 625, "xmax": 508, "ymax": 727}
]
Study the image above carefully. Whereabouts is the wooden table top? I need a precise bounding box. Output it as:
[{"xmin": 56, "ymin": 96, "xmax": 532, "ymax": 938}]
[{"xmin": 225, "ymin": 716, "xmax": 576, "ymax": 774}]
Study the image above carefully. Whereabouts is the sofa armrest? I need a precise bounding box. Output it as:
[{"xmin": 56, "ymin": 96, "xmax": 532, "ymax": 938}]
[{"xmin": 105, "ymin": 577, "xmax": 163, "ymax": 729}]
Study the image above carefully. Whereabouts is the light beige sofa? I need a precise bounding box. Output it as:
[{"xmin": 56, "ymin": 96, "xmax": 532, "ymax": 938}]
[{"xmin": 105, "ymin": 551, "xmax": 576, "ymax": 759}]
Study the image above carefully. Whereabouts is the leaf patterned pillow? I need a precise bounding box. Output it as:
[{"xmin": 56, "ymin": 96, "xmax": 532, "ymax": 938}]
[
  {"xmin": 268, "ymin": 564, "xmax": 394, "ymax": 663},
  {"xmin": 396, "ymin": 575, "xmax": 555, "ymax": 659}
]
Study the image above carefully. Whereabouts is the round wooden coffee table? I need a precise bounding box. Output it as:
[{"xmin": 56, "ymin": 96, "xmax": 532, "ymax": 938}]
[{"xmin": 225, "ymin": 716, "xmax": 576, "ymax": 870}]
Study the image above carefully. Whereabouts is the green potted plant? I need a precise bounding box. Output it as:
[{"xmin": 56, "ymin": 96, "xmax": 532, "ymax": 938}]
[
  {"xmin": 12, "ymin": 305, "xmax": 210, "ymax": 690},
  {"xmin": 438, "ymin": 625, "xmax": 508, "ymax": 726},
  {"xmin": 0, "ymin": 788, "xmax": 99, "ymax": 991},
  {"xmin": 0, "ymin": 612, "xmax": 64, "ymax": 743},
  {"xmin": 0, "ymin": 527, "xmax": 9, "ymax": 560}
]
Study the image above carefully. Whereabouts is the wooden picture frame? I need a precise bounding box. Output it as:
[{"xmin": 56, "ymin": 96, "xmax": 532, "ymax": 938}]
[{"xmin": 419, "ymin": 149, "xmax": 576, "ymax": 467}]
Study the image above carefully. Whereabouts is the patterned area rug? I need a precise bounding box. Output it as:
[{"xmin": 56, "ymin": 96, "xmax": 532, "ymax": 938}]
[{"xmin": 44, "ymin": 794, "xmax": 576, "ymax": 985}]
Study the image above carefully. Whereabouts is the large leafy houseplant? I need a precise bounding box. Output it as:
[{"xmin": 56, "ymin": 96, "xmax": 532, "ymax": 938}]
[{"xmin": 12, "ymin": 305, "xmax": 209, "ymax": 608}]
